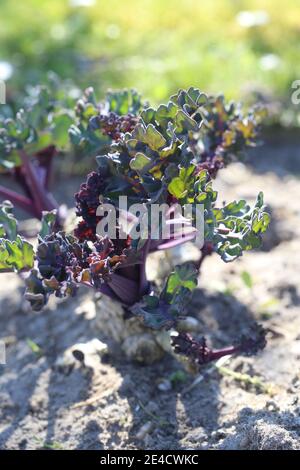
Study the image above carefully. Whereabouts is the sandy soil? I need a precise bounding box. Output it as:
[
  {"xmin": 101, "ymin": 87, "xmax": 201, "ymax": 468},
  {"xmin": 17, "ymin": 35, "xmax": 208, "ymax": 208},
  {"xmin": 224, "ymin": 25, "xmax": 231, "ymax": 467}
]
[{"xmin": 0, "ymin": 134, "xmax": 300, "ymax": 450}]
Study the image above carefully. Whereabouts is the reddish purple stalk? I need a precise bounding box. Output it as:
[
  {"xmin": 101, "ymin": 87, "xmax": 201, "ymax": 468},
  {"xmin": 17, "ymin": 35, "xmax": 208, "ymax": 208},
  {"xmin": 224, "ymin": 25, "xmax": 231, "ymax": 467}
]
[
  {"xmin": 0, "ymin": 148, "xmax": 61, "ymax": 222},
  {"xmin": 0, "ymin": 185, "xmax": 35, "ymax": 215},
  {"xmin": 171, "ymin": 329, "xmax": 266, "ymax": 366},
  {"xmin": 202, "ymin": 344, "xmax": 241, "ymax": 363}
]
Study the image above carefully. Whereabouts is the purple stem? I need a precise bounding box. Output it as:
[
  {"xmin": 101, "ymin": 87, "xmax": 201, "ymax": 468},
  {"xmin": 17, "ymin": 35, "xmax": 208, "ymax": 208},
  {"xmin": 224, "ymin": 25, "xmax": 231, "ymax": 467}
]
[
  {"xmin": 97, "ymin": 283, "xmax": 120, "ymax": 302},
  {"xmin": 139, "ymin": 239, "xmax": 151, "ymax": 296},
  {"xmin": 207, "ymin": 345, "xmax": 240, "ymax": 362},
  {"xmin": 107, "ymin": 272, "xmax": 141, "ymax": 305},
  {"xmin": 194, "ymin": 242, "xmax": 214, "ymax": 271},
  {"xmin": 18, "ymin": 149, "xmax": 57, "ymax": 216},
  {"xmin": 172, "ymin": 328, "xmax": 266, "ymax": 365},
  {"xmin": 0, "ymin": 185, "xmax": 37, "ymax": 216}
]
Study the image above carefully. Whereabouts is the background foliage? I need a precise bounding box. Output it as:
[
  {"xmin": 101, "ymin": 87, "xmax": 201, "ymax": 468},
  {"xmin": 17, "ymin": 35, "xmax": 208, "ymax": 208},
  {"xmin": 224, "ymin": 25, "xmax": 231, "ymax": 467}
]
[{"xmin": 0, "ymin": 0, "xmax": 299, "ymax": 106}]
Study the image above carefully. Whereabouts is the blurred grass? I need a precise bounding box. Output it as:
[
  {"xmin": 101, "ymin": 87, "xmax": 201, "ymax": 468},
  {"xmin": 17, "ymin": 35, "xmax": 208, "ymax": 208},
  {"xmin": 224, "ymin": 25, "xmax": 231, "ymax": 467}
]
[{"xmin": 0, "ymin": 0, "xmax": 299, "ymax": 102}]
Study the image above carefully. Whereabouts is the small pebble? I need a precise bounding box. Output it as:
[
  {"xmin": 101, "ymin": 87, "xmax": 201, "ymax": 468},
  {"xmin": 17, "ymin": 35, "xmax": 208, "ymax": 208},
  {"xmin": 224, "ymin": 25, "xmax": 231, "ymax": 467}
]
[
  {"xmin": 136, "ymin": 421, "xmax": 154, "ymax": 441},
  {"xmin": 157, "ymin": 379, "xmax": 172, "ymax": 392},
  {"xmin": 211, "ymin": 429, "xmax": 227, "ymax": 440},
  {"xmin": 177, "ymin": 316, "xmax": 201, "ymax": 333},
  {"xmin": 265, "ymin": 400, "xmax": 280, "ymax": 412}
]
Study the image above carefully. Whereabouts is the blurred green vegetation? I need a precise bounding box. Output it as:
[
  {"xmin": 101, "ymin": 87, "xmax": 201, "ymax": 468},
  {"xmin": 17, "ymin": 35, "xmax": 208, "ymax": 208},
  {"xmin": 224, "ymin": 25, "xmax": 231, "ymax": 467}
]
[{"xmin": 0, "ymin": 0, "xmax": 299, "ymax": 103}]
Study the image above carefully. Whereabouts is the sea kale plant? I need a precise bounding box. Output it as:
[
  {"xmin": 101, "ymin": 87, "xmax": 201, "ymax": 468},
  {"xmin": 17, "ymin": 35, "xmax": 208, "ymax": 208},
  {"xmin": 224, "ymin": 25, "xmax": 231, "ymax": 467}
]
[
  {"xmin": 0, "ymin": 75, "xmax": 138, "ymax": 223},
  {"xmin": 0, "ymin": 85, "xmax": 270, "ymax": 366},
  {"xmin": 0, "ymin": 75, "xmax": 75, "ymax": 221}
]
